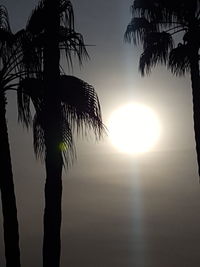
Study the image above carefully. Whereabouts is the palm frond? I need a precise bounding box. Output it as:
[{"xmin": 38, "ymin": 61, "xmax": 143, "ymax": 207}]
[
  {"xmin": 27, "ymin": 0, "xmax": 75, "ymax": 35},
  {"xmin": 26, "ymin": 0, "xmax": 74, "ymax": 35},
  {"xmin": 0, "ymin": 5, "xmax": 11, "ymax": 33},
  {"xmin": 59, "ymin": 27, "xmax": 89, "ymax": 65},
  {"xmin": 132, "ymin": 0, "xmax": 165, "ymax": 21},
  {"xmin": 60, "ymin": 105, "xmax": 75, "ymax": 166},
  {"xmin": 168, "ymin": 43, "xmax": 190, "ymax": 76},
  {"xmin": 143, "ymin": 31, "xmax": 173, "ymax": 50},
  {"xmin": 124, "ymin": 17, "xmax": 156, "ymax": 44},
  {"xmin": 33, "ymin": 112, "xmax": 45, "ymax": 159},
  {"xmin": 0, "ymin": 6, "xmax": 15, "ymax": 69},
  {"xmin": 17, "ymin": 80, "xmax": 32, "ymax": 128},
  {"xmin": 132, "ymin": 0, "xmax": 177, "ymax": 23},
  {"xmin": 0, "ymin": 28, "xmax": 13, "ymax": 45},
  {"xmin": 132, "ymin": 0, "xmax": 188, "ymax": 27},
  {"xmin": 60, "ymin": 0, "xmax": 74, "ymax": 30},
  {"xmin": 59, "ymin": 75, "xmax": 105, "ymax": 139},
  {"xmin": 15, "ymin": 30, "xmax": 43, "ymax": 77},
  {"xmin": 17, "ymin": 77, "xmax": 43, "ymax": 127},
  {"xmin": 33, "ymin": 105, "xmax": 75, "ymax": 165},
  {"xmin": 26, "ymin": 0, "xmax": 45, "ymax": 35},
  {"xmin": 139, "ymin": 31, "xmax": 173, "ymax": 75},
  {"xmin": 0, "ymin": 28, "xmax": 42, "ymax": 84}
]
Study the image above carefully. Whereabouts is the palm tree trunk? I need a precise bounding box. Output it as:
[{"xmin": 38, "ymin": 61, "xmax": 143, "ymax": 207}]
[
  {"xmin": 190, "ymin": 45, "xmax": 200, "ymax": 177},
  {"xmin": 0, "ymin": 92, "xmax": 21, "ymax": 267},
  {"xmin": 43, "ymin": 0, "xmax": 63, "ymax": 266},
  {"xmin": 43, "ymin": 138, "xmax": 63, "ymax": 267}
]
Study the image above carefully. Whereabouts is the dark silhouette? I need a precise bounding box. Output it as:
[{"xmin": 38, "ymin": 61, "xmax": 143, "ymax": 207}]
[
  {"xmin": 17, "ymin": 1, "xmax": 105, "ymax": 266},
  {"xmin": 125, "ymin": 0, "xmax": 200, "ymax": 175},
  {"xmin": 0, "ymin": 6, "xmax": 23, "ymax": 267},
  {"xmin": 43, "ymin": 2, "xmax": 62, "ymax": 265}
]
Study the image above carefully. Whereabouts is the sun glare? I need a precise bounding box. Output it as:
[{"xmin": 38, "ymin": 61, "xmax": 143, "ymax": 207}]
[{"xmin": 108, "ymin": 103, "xmax": 161, "ymax": 154}]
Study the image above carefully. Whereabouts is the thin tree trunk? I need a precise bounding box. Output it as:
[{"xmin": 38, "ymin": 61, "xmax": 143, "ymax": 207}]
[
  {"xmin": 43, "ymin": 0, "xmax": 63, "ymax": 266},
  {"xmin": 0, "ymin": 92, "xmax": 21, "ymax": 267},
  {"xmin": 190, "ymin": 45, "xmax": 200, "ymax": 177}
]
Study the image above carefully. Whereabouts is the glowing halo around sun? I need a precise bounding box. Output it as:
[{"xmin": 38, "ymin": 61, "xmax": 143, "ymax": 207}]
[{"xmin": 108, "ymin": 103, "xmax": 161, "ymax": 154}]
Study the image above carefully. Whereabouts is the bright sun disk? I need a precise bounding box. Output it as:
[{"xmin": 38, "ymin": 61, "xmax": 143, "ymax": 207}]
[{"xmin": 108, "ymin": 103, "xmax": 161, "ymax": 154}]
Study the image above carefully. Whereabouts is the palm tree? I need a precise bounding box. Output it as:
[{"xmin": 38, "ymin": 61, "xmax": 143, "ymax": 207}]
[
  {"xmin": 18, "ymin": 74, "xmax": 104, "ymax": 267},
  {"xmin": 0, "ymin": 5, "xmax": 23, "ymax": 267},
  {"xmin": 18, "ymin": 1, "xmax": 104, "ymax": 266},
  {"xmin": 125, "ymin": 0, "xmax": 200, "ymax": 175}
]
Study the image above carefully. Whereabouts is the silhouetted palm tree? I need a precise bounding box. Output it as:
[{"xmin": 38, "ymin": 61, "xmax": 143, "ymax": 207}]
[
  {"xmin": 125, "ymin": 0, "xmax": 200, "ymax": 175},
  {"xmin": 18, "ymin": 1, "xmax": 104, "ymax": 266},
  {"xmin": 0, "ymin": 5, "xmax": 22, "ymax": 267},
  {"xmin": 18, "ymin": 74, "xmax": 104, "ymax": 267}
]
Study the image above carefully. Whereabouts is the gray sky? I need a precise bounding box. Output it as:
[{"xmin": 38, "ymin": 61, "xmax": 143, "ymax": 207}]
[{"xmin": 1, "ymin": 1, "xmax": 200, "ymax": 266}]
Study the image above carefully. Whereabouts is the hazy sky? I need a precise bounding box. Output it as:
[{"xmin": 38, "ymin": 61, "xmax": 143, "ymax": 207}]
[{"xmin": 1, "ymin": 1, "xmax": 200, "ymax": 267}]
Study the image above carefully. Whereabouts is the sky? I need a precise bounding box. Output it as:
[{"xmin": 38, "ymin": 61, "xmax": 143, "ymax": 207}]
[{"xmin": 1, "ymin": 0, "xmax": 200, "ymax": 266}]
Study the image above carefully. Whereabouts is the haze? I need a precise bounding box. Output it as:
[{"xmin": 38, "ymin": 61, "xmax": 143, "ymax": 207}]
[{"xmin": 0, "ymin": 1, "xmax": 200, "ymax": 267}]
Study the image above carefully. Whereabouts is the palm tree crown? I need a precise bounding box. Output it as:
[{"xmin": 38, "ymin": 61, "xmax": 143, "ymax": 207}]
[
  {"xmin": 17, "ymin": 0, "xmax": 104, "ymax": 165},
  {"xmin": 125, "ymin": 0, "xmax": 200, "ymax": 175},
  {"xmin": 125, "ymin": 0, "xmax": 200, "ymax": 75}
]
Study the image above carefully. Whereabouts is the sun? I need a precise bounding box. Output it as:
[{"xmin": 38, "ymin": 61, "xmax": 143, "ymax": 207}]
[{"xmin": 108, "ymin": 103, "xmax": 161, "ymax": 154}]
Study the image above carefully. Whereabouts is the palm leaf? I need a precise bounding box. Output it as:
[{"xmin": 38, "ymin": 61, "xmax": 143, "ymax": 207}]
[
  {"xmin": 17, "ymin": 78, "xmax": 44, "ymax": 127},
  {"xmin": 132, "ymin": 0, "xmax": 188, "ymax": 27},
  {"xmin": 139, "ymin": 31, "xmax": 173, "ymax": 75},
  {"xmin": 59, "ymin": 27, "xmax": 89, "ymax": 65},
  {"xmin": 124, "ymin": 17, "xmax": 156, "ymax": 44},
  {"xmin": 168, "ymin": 43, "xmax": 190, "ymax": 76},
  {"xmin": 33, "ymin": 112, "xmax": 45, "ymax": 159},
  {"xmin": 17, "ymin": 82, "xmax": 32, "ymax": 128},
  {"xmin": 0, "ymin": 5, "xmax": 11, "ymax": 33},
  {"xmin": 12, "ymin": 30, "xmax": 42, "ymax": 78},
  {"xmin": 60, "ymin": 0, "xmax": 74, "ymax": 30},
  {"xmin": 18, "ymin": 76, "xmax": 76, "ymax": 164},
  {"xmin": 27, "ymin": 0, "xmax": 75, "ymax": 35},
  {"xmin": 0, "ymin": 7, "xmax": 41, "ymax": 95},
  {"xmin": 132, "ymin": 0, "xmax": 165, "ymax": 20},
  {"xmin": 33, "ymin": 108, "xmax": 75, "ymax": 165},
  {"xmin": 26, "ymin": 1, "xmax": 45, "ymax": 35},
  {"xmin": 59, "ymin": 75, "xmax": 104, "ymax": 138},
  {"xmin": 60, "ymin": 105, "xmax": 75, "ymax": 166},
  {"xmin": 0, "ymin": 6, "xmax": 14, "ymax": 68}
]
